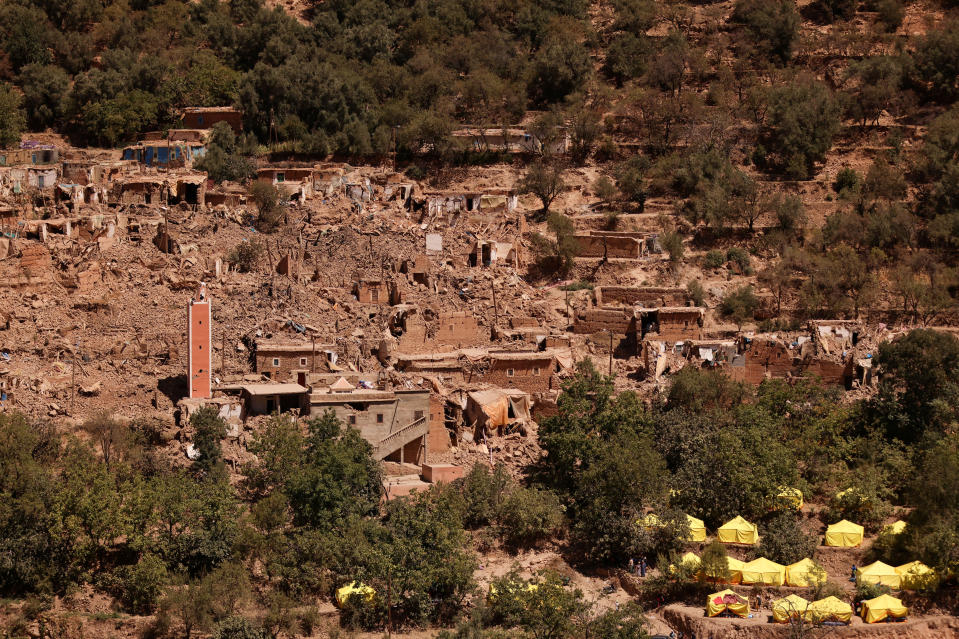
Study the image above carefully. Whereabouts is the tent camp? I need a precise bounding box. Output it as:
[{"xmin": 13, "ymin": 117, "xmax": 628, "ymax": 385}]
[
  {"xmin": 717, "ymin": 516, "xmax": 758, "ymax": 545},
  {"xmin": 861, "ymin": 594, "xmax": 907, "ymax": 624},
  {"xmin": 741, "ymin": 557, "xmax": 786, "ymax": 586},
  {"xmin": 858, "ymin": 561, "xmax": 901, "ymax": 589},
  {"xmin": 706, "ymin": 589, "xmax": 749, "ymax": 618},
  {"xmin": 772, "ymin": 594, "xmax": 810, "ymax": 623},
  {"xmin": 686, "ymin": 514, "xmax": 707, "ymax": 542},
  {"xmin": 335, "ymin": 581, "xmax": 375, "ymax": 607},
  {"xmin": 809, "ymin": 596, "xmax": 853, "ymax": 624},
  {"xmin": 776, "ymin": 486, "xmax": 804, "ymax": 510},
  {"xmin": 883, "ymin": 520, "xmax": 907, "ymax": 536},
  {"xmin": 785, "ymin": 558, "xmax": 824, "ymax": 587},
  {"xmin": 825, "ymin": 520, "xmax": 864, "ymax": 547},
  {"xmin": 896, "ymin": 561, "xmax": 936, "ymax": 590}
]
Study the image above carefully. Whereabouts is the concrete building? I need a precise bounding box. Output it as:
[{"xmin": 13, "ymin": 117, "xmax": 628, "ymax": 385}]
[
  {"xmin": 187, "ymin": 284, "xmax": 212, "ymax": 399},
  {"xmin": 309, "ymin": 384, "xmax": 430, "ymax": 463}
]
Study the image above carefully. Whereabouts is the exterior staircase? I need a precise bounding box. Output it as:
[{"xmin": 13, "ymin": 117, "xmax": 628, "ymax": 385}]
[{"xmin": 372, "ymin": 415, "xmax": 428, "ymax": 461}]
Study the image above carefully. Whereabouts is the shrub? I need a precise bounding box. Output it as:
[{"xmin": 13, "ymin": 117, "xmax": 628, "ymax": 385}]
[
  {"xmin": 699, "ymin": 541, "xmax": 730, "ymax": 583},
  {"xmin": 661, "ymin": 231, "xmax": 684, "ymax": 263},
  {"xmin": 703, "ymin": 250, "xmax": 725, "ymax": 270},
  {"xmin": 213, "ymin": 616, "xmax": 269, "ymax": 639},
  {"xmin": 756, "ymin": 513, "xmax": 817, "ymax": 564},
  {"xmin": 874, "ymin": 0, "xmax": 905, "ymax": 32},
  {"xmin": 725, "ymin": 247, "xmax": 752, "ymax": 274},
  {"xmin": 497, "ymin": 486, "xmax": 564, "ymax": 549},
  {"xmin": 834, "ymin": 169, "xmax": 861, "ymax": 195},
  {"xmin": 719, "ymin": 285, "xmax": 758, "ymax": 328},
  {"xmin": 250, "ymin": 182, "xmax": 284, "ymax": 232},
  {"xmin": 686, "ymin": 280, "xmax": 706, "ymax": 306},
  {"xmin": 112, "ymin": 554, "xmax": 168, "ymax": 614},
  {"xmin": 227, "ymin": 240, "xmax": 263, "ymax": 273}
]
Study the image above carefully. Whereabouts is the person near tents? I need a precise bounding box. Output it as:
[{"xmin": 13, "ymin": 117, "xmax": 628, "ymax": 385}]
[
  {"xmin": 850, "ymin": 565, "xmax": 857, "ymax": 582},
  {"xmin": 629, "ymin": 558, "xmax": 635, "ymax": 573},
  {"xmin": 640, "ymin": 556, "xmax": 647, "ymax": 577}
]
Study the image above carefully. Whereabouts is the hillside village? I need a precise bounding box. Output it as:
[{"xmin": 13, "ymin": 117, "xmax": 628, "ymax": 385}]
[{"xmin": 1, "ymin": 0, "xmax": 959, "ymax": 637}]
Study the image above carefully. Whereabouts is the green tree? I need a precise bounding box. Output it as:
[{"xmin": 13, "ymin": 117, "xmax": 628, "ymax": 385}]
[
  {"xmin": 699, "ymin": 541, "xmax": 730, "ymax": 583},
  {"xmin": 18, "ymin": 64, "xmax": 69, "ymax": 130},
  {"xmin": 190, "ymin": 406, "xmax": 228, "ymax": 476},
  {"xmin": 719, "ymin": 285, "xmax": 758, "ymax": 329},
  {"xmin": 588, "ymin": 601, "xmax": 650, "ymax": 639},
  {"xmin": 0, "ymin": 83, "xmax": 26, "ymax": 148},
  {"xmin": 756, "ymin": 78, "xmax": 841, "ymax": 179},
  {"xmin": 911, "ymin": 21, "xmax": 959, "ymax": 103},
  {"xmin": 195, "ymin": 122, "xmax": 254, "ymax": 184},
  {"xmin": 731, "ymin": 0, "xmax": 800, "ymax": 64},
  {"xmin": 756, "ymin": 513, "xmax": 817, "ymax": 564},
  {"xmin": 869, "ymin": 329, "xmax": 959, "ymax": 443},
  {"xmin": 519, "ymin": 162, "xmax": 566, "ymax": 216},
  {"xmin": 528, "ymin": 212, "xmax": 578, "ymax": 278},
  {"xmin": 529, "ymin": 26, "xmax": 591, "ymax": 106},
  {"xmin": 284, "ymin": 411, "xmax": 382, "ymax": 530}
]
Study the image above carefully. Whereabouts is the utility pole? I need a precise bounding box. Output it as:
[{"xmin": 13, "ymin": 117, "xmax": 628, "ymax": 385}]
[
  {"xmin": 71, "ymin": 342, "xmax": 77, "ymax": 415},
  {"xmin": 609, "ymin": 331, "xmax": 613, "ymax": 376},
  {"xmin": 491, "ymin": 279, "xmax": 499, "ymax": 329}
]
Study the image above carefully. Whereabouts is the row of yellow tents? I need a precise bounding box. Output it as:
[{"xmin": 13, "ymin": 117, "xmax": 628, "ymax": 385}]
[
  {"xmin": 858, "ymin": 560, "xmax": 938, "ymax": 590},
  {"xmin": 680, "ymin": 554, "xmax": 821, "ymax": 587},
  {"xmin": 648, "ymin": 513, "xmax": 909, "ymax": 549},
  {"xmin": 709, "ymin": 590, "xmax": 908, "ymax": 624},
  {"xmin": 681, "ymin": 554, "xmax": 936, "ymax": 590},
  {"xmin": 642, "ymin": 514, "xmax": 754, "ymax": 545}
]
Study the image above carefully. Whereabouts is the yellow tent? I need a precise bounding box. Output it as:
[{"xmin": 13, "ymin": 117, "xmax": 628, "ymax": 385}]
[
  {"xmin": 858, "ymin": 561, "xmax": 901, "ymax": 589},
  {"xmin": 883, "ymin": 520, "xmax": 907, "ymax": 536},
  {"xmin": 896, "ymin": 561, "xmax": 936, "ymax": 590},
  {"xmin": 706, "ymin": 589, "xmax": 749, "ymax": 618},
  {"xmin": 772, "ymin": 594, "xmax": 810, "ymax": 623},
  {"xmin": 741, "ymin": 557, "xmax": 786, "ymax": 586},
  {"xmin": 776, "ymin": 486, "xmax": 804, "ymax": 510},
  {"xmin": 824, "ymin": 520, "xmax": 864, "ymax": 547},
  {"xmin": 861, "ymin": 594, "xmax": 908, "ymax": 624},
  {"xmin": 725, "ymin": 556, "xmax": 745, "ymax": 584},
  {"xmin": 681, "ymin": 551, "xmax": 701, "ymax": 568},
  {"xmin": 808, "ymin": 596, "xmax": 853, "ymax": 624},
  {"xmin": 785, "ymin": 558, "xmax": 824, "ymax": 587},
  {"xmin": 686, "ymin": 514, "xmax": 707, "ymax": 542},
  {"xmin": 717, "ymin": 516, "xmax": 758, "ymax": 545},
  {"xmin": 640, "ymin": 513, "xmax": 664, "ymax": 529},
  {"xmin": 335, "ymin": 581, "xmax": 375, "ymax": 608}
]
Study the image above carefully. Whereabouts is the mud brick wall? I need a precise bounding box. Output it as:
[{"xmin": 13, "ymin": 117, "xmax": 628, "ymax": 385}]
[
  {"xmin": 573, "ymin": 308, "xmax": 635, "ymax": 334},
  {"xmin": 483, "ymin": 358, "xmax": 554, "ymax": 393},
  {"xmin": 573, "ymin": 235, "xmax": 641, "ymax": 259},
  {"xmin": 435, "ymin": 311, "xmax": 485, "ymax": 346},
  {"xmin": 596, "ymin": 286, "xmax": 688, "ymax": 307}
]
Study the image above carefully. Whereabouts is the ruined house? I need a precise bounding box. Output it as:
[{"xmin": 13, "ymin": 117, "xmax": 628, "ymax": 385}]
[
  {"xmin": 638, "ymin": 307, "xmax": 705, "ymax": 342},
  {"xmin": 482, "ymin": 351, "xmax": 557, "ymax": 394},
  {"xmin": 255, "ymin": 339, "xmax": 335, "ymax": 384},
  {"xmin": 451, "ymin": 127, "xmax": 569, "ymax": 155},
  {"xmin": 595, "ymin": 286, "xmax": 690, "ymax": 308},
  {"xmin": 464, "ymin": 388, "xmax": 532, "ymax": 438},
  {"xmin": 469, "ymin": 239, "xmax": 519, "ymax": 268},
  {"xmin": 181, "ymin": 106, "xmax": 243, "ymax": 132},
  {"xmin": 354, "ymin": 278, "xmax": 390, "ymax": 305},
  {"xmin": 0, "ymin": 143, "xmax": 59, "ymax": 167},
  {"xmin": 257, "ymin": 167, "xmax": 315, "ymax": 202}
]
